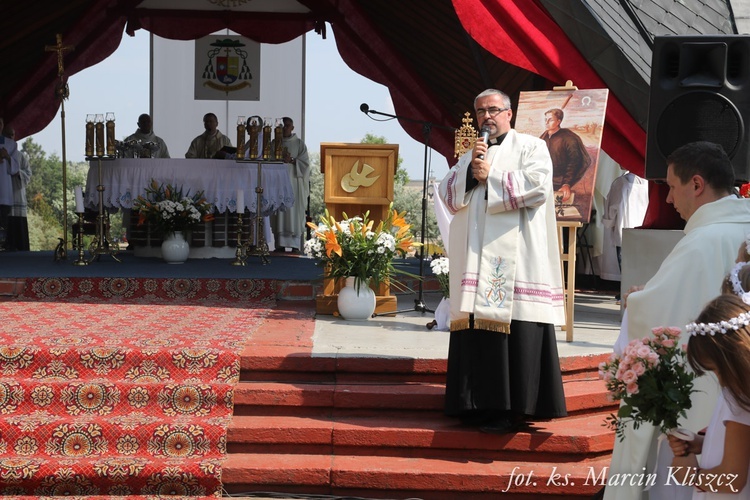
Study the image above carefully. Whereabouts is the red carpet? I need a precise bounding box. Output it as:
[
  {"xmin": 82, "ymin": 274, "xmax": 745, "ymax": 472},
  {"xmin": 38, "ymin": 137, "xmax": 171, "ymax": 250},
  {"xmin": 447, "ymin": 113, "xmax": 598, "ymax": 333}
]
[
  {"xmin": 18, "ymin": 276, "xmax": 277, "ymax": 303},
  {"xmin": 0, "ymin": 286, "xmax": 271, "ymax": 497}
]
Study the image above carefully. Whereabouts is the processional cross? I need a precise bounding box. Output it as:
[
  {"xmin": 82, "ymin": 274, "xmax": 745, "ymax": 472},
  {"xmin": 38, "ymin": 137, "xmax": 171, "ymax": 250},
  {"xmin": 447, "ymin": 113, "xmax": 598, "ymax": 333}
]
[{"xmin": 45, "ymin": 34, "xmax": 74, "ymax": 260}]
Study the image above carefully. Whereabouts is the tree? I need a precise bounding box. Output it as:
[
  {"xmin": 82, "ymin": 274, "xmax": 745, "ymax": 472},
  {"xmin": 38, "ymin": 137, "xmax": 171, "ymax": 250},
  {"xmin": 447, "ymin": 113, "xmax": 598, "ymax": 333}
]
[
  {"xmin": 306, "ymin": 134, "xmax": 442, "ymax": 254},
  {"xmin": 20, "ymin": 138, "xmax": 125, "ymax": 251}
]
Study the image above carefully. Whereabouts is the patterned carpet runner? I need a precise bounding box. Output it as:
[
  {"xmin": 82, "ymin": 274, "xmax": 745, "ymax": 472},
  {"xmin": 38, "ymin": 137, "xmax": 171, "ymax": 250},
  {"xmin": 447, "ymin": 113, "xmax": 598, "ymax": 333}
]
[{"xmin": 0, "ymin": 277, "xmax": 273, "ymax": 497}]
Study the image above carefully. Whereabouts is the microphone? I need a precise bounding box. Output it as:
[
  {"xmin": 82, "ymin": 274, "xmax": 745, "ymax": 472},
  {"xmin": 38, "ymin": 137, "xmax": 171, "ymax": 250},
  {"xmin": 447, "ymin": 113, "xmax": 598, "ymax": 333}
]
[
  {"xmin": 360, "ymin": 103, "xmax": 370, "ymax": 114},
  {"xmin": 477, "ymin": 126, "xmax": 491, "ymax": 160}
]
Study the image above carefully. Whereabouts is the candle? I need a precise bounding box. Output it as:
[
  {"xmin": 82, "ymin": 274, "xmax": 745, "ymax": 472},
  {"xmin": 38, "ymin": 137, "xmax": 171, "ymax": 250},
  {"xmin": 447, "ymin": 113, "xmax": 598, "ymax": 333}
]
[
  {"xmin": 236, "ymin": 189, "xmax": 244, "ymax": 213},
  {"xmin": 95, "ymin": 114, "xmax": 105, "ymax": 157},
  {"xmin": 85, "ymin": 115, "xmax": 95, "ymax": 157},
  {"xmin": 74, "ymin": 186, "xmax": 85, "ymax": 213},
  {"xmin": 105, "ymin": 112, "xmax": 116, "ymax": 156}
]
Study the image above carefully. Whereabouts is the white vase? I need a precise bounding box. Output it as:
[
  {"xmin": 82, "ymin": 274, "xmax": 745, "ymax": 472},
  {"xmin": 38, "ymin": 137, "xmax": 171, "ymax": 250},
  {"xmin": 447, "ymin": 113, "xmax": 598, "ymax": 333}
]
[
  {"xmin": 161, "ymin": 231, "xmax": 190, "ymax": 264},
  {"xmin": 337, "ymin": 277, "xmax": 376, "ymax": 320}
]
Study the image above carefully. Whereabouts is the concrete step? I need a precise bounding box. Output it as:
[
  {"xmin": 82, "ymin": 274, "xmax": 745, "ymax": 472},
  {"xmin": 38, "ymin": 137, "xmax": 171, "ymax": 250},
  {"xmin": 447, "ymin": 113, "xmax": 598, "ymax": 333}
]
[
  {"xmin": 222, "ymin": 452, "xmax": 610, "ymax": 499},
  {"xmin": 232, "ymin": 378, "xmax": 613, "ymax": 415},
  {"xmin": 226, "ymin": 411, "xmax": 615, "ymax": 460}
]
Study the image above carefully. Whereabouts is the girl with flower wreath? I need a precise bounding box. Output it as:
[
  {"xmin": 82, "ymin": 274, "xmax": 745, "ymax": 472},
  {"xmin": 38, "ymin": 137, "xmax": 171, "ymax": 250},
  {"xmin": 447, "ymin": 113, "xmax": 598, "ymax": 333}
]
[{"xmin": 668, "ymin": 292, "xmax": 750, "ymax": 498}]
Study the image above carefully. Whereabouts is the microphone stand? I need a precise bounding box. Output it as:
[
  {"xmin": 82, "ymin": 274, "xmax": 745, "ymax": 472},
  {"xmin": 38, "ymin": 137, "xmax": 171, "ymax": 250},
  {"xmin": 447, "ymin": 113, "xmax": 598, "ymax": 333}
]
[{"xmin": 363, "ymin": 106, "xmax": 454, "ymax": 316}]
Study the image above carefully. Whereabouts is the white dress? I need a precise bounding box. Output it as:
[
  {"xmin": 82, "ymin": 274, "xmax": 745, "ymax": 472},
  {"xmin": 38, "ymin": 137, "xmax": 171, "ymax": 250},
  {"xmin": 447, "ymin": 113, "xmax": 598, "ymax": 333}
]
[{"xmin": 694, "ymin": 388, "xmax": 750, "ymax": 499}]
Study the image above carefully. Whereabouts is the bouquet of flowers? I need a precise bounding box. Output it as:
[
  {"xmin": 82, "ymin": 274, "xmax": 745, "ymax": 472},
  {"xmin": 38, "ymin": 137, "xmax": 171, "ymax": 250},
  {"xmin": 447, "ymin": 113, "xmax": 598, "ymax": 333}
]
[
  {"xmin": 430, "ymin": 256, "xmax": 450, "ymax": 298},
  {"xmin": 740, "ymin": 182, "xmax": 750, "ymax": 198},
  {"xmin": 133, "ymin": 179, "xmax": 214, "ymax": 237},
  {"xmin": 304, "ymin": 205, "xmax": 418, "ymax": 291},
  {"xmin": 599, "ymin": 326, "xmax": 696, "ymax": 441}
]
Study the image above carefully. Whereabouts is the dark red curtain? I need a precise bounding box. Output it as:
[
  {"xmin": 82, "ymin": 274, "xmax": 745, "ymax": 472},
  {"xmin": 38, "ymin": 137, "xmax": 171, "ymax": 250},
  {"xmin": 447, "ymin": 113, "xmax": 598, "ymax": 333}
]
[{"xmin": 451, "ymin": 0, "xmax": 678, "ymax": 227}]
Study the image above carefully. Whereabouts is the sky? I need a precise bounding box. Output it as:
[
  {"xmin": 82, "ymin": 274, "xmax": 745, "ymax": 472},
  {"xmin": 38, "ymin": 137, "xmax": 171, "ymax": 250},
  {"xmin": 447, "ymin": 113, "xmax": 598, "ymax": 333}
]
[{"xmin": 28, "ymin": 28, "xmax": 450, "ymax": 182}]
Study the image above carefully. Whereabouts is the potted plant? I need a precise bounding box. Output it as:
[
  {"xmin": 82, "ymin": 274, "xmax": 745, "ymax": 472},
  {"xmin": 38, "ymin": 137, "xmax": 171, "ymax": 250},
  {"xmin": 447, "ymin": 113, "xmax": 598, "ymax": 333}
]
[
  {"xmin": 133, "ymin": 179, "xmax": 214, "ymax": 263},
  {"xmin": 304, "ymin": 205, "xmax": 418, "ymax": 319}
]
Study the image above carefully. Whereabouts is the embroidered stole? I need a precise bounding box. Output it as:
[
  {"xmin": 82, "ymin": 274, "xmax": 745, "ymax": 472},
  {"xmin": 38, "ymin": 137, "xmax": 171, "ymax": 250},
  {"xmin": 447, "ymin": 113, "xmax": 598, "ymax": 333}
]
[{"xmin": 449, "ymin": 145, "xmax": 518, "ymax": 333}]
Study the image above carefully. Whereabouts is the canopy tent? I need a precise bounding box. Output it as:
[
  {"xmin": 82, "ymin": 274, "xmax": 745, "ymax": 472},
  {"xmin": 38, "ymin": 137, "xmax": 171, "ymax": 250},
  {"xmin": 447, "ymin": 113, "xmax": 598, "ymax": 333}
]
[{"xmin": 0, "ymin": 0, "xmax": 738, "ymax": 227}]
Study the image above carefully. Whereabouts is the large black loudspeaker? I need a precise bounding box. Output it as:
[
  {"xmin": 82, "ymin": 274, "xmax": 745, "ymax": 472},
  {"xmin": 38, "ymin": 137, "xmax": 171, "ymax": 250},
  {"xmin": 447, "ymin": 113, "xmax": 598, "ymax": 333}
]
[{"xmin": 646, "ymin": 35, "xmax": 750, "ymax": 181}]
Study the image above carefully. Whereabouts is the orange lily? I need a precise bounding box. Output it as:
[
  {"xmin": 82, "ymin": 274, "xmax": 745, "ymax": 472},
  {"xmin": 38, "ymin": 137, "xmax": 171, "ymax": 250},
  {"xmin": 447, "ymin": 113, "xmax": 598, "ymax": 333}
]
[
  {"xmin": 391, "ymin": 209, "xmax": 408, "ymax": 228},
  {"xmin": 324, "ymin": 230, "xmax": 342, "ymax": 258}
]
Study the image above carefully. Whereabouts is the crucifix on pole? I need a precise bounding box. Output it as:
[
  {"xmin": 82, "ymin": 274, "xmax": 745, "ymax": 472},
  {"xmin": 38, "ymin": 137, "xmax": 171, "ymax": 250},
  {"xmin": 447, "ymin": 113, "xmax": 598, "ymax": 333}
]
[{"xmin": 44, "ymin": 33, "xmax": 74, "ymax": 261}]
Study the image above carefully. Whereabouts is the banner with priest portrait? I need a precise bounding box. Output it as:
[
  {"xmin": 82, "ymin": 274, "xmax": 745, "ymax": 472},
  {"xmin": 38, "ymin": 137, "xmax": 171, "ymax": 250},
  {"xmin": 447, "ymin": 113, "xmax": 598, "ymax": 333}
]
[{"xmin": 515, "ymin": 88, "xmax": 609, "ymax": 224}]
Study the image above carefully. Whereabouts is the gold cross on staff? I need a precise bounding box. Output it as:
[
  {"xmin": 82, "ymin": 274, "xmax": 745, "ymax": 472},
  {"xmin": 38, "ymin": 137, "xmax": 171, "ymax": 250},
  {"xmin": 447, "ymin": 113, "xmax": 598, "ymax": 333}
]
[{"xmin": 44, "ymin": 33, "xmax": 74, "ymax": 77}]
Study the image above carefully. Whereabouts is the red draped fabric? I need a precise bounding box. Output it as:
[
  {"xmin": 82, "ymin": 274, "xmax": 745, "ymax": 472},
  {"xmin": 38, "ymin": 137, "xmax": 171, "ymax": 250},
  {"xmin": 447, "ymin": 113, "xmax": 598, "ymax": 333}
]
[
  {"xmin": 8, "ymin": 1, "xmax": 129, "ymax": 140},
  {"xmin": 320, "ymin": 1, "xmax": 459, "ymax": 167},
  {"xmin": 451, "ymin": 0, "xmax": 677, "ymax": 227},
  {"xmin": 5, "ymin": 0, "xmax": 676, "ymax": 226}
]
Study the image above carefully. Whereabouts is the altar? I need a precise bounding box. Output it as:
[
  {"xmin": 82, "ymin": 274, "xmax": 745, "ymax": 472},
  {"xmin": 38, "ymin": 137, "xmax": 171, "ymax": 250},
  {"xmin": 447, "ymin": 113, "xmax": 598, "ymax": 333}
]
[{"xmin": 84, "ymin": 158, "xmax": 295, "ymax": 258}]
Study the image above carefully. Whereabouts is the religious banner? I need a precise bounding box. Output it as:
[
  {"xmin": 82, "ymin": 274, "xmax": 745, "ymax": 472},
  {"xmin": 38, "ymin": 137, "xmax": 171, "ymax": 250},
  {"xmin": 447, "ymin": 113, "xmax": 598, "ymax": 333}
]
[
  {"xmin": 515, "ymin": 88, "xmax": 609, "ymax": 223},
  {"xmin": 194, "ymin": 35, "xmax": 260, "ymax": 100}
]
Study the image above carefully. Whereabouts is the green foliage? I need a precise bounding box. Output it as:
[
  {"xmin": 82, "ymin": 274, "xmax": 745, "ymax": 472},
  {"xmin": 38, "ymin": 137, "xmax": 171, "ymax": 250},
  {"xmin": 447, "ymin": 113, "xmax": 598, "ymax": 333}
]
[
  {"xmin": 307, "ymin": 135, "xmax": 443, "ymax": 255},
  {"xmin": 361, "ymin": 133, "xmax": 409, "ymax": 185},
  {"xmin": 600, "ymin": 326, "xmax": 696, "ymax": 441},
  {"xmin": 20, "ymin": 137, "xmax": 126, "ymax": 250}
]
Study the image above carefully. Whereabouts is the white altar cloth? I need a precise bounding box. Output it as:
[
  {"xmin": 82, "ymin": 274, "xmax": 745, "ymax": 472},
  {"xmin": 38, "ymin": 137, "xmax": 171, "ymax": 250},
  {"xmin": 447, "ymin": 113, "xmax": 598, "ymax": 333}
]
[{"xmin": 85, "ymin": 158, "xmax": 294, "ymax": 215}]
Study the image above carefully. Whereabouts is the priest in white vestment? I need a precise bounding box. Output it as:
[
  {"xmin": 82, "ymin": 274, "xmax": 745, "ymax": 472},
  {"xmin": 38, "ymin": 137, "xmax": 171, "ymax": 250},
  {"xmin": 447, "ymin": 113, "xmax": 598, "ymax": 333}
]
[
  {"xmin": 185, "ymin": 112, "xmax": 232, "ymax": 159},
  {"xmin": 271, "ymin": 117, "xmax": 309, "ymax": 252},
  {"xmin": 124, "ymin": 113, "xmax": 170, "ymax": 158},
  {"xmin": 438, "ymin": 89, "xmax": 566, "ymax": 435},
  {"xmin": 0, "ymin": 117, "xmax": 21, "ymax": 238},
  {"xmin": 600, "ymin": 170, "xmax": 648, "ymax": 282},
  {"xmin": 604, "ymin": 141, "xmax": 750, "ymax": 500}
]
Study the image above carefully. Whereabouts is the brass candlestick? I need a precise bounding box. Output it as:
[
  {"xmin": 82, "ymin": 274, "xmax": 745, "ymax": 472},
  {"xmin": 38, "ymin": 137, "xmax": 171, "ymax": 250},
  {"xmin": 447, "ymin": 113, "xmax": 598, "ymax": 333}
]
[
  {"xmin": 236, "ymin": 117, "xmax": 246, "ymax": 159},
  {"xmin": 105, "ymin": 112, "xmax": 116, "ymax": 156},
  {"xmin": 261, "ymin": 118, "xmax": 272, "ymax": 160},
  {"xmin": 249, "ymin": 116, "xmax": 260, "ymax": 159},
  {"xmin": 95, "ymin": 114, "xmax": 105, "ymax": 157},
  {"xmin": 274, "ymin": 119, "xmax": 283, "ymax": 160},
  {"xmin": 84, "ymin": 156, "xmax": 121, "ymax": 263},
  {"xmin": 231, "ymin": 211, "xmax": 248, "ymax": 266},
  {"xmin": 72, "ymin": 212, "xmax": 88, "ymax": 266},
  {"xmin": 85, "ymin": 116, "xmax": 95, "ymax": 157}
]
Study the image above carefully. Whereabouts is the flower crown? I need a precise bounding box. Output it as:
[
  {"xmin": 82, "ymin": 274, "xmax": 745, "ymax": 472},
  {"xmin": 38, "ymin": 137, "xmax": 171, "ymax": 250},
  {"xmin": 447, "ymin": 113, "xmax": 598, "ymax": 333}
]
[
  {"xmin": 729, "ymin": 261, "xmax": 750, "ymax": 305},
  {"xmin": 686, "ymin": 311, "xmax": 750, "ymax": 336}
]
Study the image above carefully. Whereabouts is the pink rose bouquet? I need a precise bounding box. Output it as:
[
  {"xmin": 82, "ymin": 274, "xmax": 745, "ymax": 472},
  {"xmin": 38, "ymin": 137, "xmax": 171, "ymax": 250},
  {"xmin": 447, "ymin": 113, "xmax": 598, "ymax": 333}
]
[{"xmin": 599, "ymin": 326, "xmax": 696, "ymax": 440}]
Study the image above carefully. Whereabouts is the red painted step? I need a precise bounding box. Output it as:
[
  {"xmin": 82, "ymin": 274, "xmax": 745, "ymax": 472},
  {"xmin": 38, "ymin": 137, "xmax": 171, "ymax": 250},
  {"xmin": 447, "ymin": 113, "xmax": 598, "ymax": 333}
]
[
  {"xmin": 232, "ymin": 378, "xmax": 612, "ymax": 414},
  {"xmin": 222, "ymin": 453, "xmax": 611, "ymax": 498},
  {"xmin": 227, "ymin": 411, "xmax": 615, "ymax": 460}
]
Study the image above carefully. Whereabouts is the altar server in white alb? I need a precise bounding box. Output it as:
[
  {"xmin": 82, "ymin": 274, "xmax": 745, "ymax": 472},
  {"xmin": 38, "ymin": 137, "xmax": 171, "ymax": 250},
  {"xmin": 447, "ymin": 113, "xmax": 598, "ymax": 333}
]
[
  {"xmin": 0, "ymin": 117, "xmax": 21, "ymax": 238},
  {"xmin": 271, "ymin": 116, "xmax": 309, "ymax": 253},
  {"xmin": 437, "ymin": 88, "xmax": 566, "ymax": 435},
  {"xmin": 604, "ymin": 141, "xmax": 750, "ymax": 500}
]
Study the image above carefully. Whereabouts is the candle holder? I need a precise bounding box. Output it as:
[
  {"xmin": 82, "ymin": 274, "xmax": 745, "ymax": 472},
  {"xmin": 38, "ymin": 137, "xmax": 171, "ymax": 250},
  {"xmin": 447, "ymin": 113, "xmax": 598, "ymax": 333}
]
[
  {"xmin": 85, "ymin": 115, "xmax": 95, "ymax": 157},
  {"xmin": 72, "ymin": 212, "xmax": 88, "ymax": 266},
  {"xmin": 248, "ymin": 116, "xmax": 260, "ymax": 159},
  {"xmin": 95, "ymin": 114, "xmax": 105, "ymax": 157},
  {"xmin": 232, "ymin": 159, "xmax": 276, "ymax": 265},
  {"xmin": 274, "ymin": 118, "xmax": 283, "ymax": 160},
  {"xmin": 83, "ymin": 156, "xmax": 121, "ymax": 263},
  {"xmin": 105, "ymin": 112, "xmax": 116, "ymax": 156},
  {"xmin": 261, "ymin": 117, "xmax": 272, "ymax": 160},
  {"xmin": 236, "ymin": 116, "xmax": 246, "ymax": 159},
  {"xmin": 231, "ymin": 211, "xmax": 249, "ymax": 266}
]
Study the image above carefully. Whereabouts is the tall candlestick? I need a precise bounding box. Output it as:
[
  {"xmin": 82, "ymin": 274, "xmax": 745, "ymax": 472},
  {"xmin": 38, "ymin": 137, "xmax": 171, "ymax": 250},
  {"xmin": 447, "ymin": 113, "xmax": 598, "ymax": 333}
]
[
  {"xmin": 95, "ymin": 114, "xmax": 105, "ymax": 157},
  {"xmin": 105, "ymin": 112, "xmax": 116, "ymax": 156},
  {"xmin": 274, "ymin": 119, "xmax": 283, "ymax": 160},
  {"xmin": 74, "ymin": 186, "xmax": 85, "ymax": 213},
  {"xmin": 85, "ymin": 115, "xmax": 95, "ymax": 157},
  {"xmin": 262, "ymin": 117, "xmax": 272, "ymax": 160},
  {"xmin": 236, "ymin": 189, "xmax": 244, "ymax": 213},
  {"xmin": 236, "ymin": 120, "xmax": 246, "ymax": 159}
]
